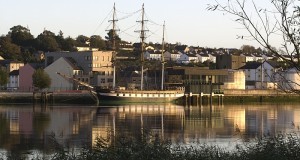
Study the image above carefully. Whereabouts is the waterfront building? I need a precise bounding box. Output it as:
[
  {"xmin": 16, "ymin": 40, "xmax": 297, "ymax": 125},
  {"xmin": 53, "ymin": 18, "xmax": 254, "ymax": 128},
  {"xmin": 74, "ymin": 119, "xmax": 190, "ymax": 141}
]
[
  {"xmin": 7, "ymin": 70, "xmax": 19, "ymax": 91},
  {"xmin": 0, "ymin": 60, "xmax": 24, "ymax": 73},
  {"xmin": 45, "ymin": 51, "xmax": 113, "ymax": 88},
  {"xmin": 165, "ymin": 66, "xmax": 245, "ymax": 94},
  {"xmin": 216, "ymin": 54, "xmax": 246, "ymax": 69},
  {"xmin": 44, "ymin": 57, "xmax": 83, "ymax": 91},
  {"xmin": 277, "ymin": 67, "xmax": 300, "ymax": 91},
  {"xmin": 19, "ymin": 63, "xmax": 43, "ymax": 91},
  {"xmin": 239, "ymin": 61, "xmax": 280, "ymax": 89}
]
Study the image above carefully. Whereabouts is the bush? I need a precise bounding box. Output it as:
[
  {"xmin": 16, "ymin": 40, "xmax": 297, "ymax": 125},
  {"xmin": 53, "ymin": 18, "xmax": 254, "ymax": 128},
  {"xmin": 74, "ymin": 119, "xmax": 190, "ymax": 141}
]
[{"xmin": 7, "ymin": 131, "xmax": 300, "ymax": 160}]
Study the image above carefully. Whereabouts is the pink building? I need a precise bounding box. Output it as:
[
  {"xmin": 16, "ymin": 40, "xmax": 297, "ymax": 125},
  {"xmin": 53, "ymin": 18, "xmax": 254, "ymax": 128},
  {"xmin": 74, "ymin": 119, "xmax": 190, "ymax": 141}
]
[{"xmin": 19, "ymin": 63, "xmax": 43, "ymax": 91}]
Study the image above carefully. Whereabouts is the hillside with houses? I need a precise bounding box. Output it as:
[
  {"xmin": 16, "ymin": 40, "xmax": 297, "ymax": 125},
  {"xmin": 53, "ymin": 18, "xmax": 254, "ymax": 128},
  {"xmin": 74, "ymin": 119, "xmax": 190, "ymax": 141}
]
[{"xmin": 0, "ymin": 25, "xmax": 299, "ymax": 95}]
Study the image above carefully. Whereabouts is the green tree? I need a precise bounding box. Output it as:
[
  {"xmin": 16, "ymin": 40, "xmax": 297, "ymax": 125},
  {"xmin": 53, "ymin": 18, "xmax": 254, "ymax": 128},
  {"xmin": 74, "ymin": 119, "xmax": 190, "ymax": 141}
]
[
  {"xmin": 0, "ymin": 36, "xmax": 21, "ymax": 60},
  {"xmin": 90, "ymin": 35, "xmax": 106, "ymax": 50},
  {"xmin": 63, "ymin": 37, "xmax": 77, "ymax": 51},
  {"xmin": 36, "ymin": 30, "xmax": 60, "ymax": 52},
  {"xmin": 105, "ymin": 29, "xmax": 121, "ymax": 50},
  {"xmin": 0, "ymin": 69, "xmax": 8, "ymax": 89},
  {"xmin": 76, "ymin": 35, "xmax": 89, "ymax": 47},
  {"xmin": 240, "ymin": 45, "xmax": 257, "ymax": 54},
  {"xmin": 9, "ymin": 25, "xmax": 34, "ymax": 47},
  {"xmin": 32, "ymin": 69, "xmax": 51, "ymax": 90}
]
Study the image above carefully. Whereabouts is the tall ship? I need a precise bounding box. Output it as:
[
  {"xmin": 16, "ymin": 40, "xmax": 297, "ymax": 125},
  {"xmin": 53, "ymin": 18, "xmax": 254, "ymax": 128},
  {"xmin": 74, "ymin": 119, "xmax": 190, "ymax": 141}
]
[{"xmin": 97, "ymin": 4, "xmax": 185, "ymax": 103}]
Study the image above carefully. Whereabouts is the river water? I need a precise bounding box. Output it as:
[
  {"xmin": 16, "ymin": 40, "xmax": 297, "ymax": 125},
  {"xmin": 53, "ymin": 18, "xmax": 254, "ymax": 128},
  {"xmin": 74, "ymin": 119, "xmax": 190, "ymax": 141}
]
[{"xmin": 0, "ymin": 103, "xmax": 299, "ymax": 158}]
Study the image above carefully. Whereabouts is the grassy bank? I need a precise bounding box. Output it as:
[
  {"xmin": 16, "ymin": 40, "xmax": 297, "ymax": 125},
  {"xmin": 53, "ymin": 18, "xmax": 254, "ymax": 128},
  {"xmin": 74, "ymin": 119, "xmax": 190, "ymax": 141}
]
[{"xmin": 3, "ymin": 131, "xmax": 300, "ymax": 160}]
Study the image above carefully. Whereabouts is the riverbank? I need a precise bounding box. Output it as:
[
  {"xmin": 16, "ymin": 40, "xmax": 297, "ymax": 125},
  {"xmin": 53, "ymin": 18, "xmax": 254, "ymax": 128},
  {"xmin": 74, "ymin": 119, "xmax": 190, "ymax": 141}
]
[
  {"xmin": 223, "ymin": 89, "xmax": 300, "ymax": 104},
  {"xmin": 0, "ymin": 91, "xmax": 96, "ymax": 105},
  {"xmin": 0, "ymin": 89, "xmax": 299, "ymax": 105}
]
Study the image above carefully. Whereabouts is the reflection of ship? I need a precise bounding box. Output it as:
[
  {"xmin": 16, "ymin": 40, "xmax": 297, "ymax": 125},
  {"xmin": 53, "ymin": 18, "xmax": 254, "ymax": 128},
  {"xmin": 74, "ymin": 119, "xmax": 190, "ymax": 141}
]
[
  {"xmin": 97, "ymin": 4, "xmax": 185, "ymax": 104},
  {"xmin": 92, "ymin": 104, "xmax": 185, "ymax": 145}
]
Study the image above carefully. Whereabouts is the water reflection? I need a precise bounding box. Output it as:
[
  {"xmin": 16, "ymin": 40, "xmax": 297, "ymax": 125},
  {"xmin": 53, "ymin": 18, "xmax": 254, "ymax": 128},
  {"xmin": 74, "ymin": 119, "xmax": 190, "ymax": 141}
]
[
  {"xmin": 0, "ymin": 104, "xmax": 299, "ymax": 157},
  {"xmin": 93, "ymin": 104, "xmax": 185, "ymax": 146}
]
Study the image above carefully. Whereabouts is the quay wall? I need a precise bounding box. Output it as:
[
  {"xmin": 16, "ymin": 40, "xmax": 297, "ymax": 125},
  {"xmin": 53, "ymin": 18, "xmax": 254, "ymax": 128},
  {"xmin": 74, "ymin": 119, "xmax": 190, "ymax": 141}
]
[
  {"xmin": 224, "ymin": 89, "xmax": 285, "ymax": 96},
  {"xmin": 0, "ymin": 91, "xmax": 96, "ymax": 105},
  {"xmin": 223, "ymin": 89, "xmax": 300, "ymax": 103}
]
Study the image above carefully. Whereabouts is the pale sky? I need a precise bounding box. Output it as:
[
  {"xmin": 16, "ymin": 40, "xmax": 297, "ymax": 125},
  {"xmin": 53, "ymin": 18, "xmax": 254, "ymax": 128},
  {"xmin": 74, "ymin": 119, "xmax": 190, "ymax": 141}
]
[{"xmin": 0, "ymin": 0, "xmax": 281, "ymax": 49}]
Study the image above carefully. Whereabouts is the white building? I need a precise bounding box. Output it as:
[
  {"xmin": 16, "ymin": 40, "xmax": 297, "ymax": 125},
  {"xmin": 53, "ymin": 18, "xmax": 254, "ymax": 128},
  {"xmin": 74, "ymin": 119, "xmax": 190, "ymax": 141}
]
[
  {"xmin": 44, "ymin": 57, "xmax": 84, "ymax": 91},
  {"xmin": 240, "ymin": 61, "xmax": 279, "ymax": 89},
  {"xmin": 196, "ymin": 53, "xmax": 210, "ymax": 63},
  {"xmin": 164, "ymin": 51, "xmax": 180, "ymax": 61},
  {"xmin": 241, "ymin": 53, "xmax": 255, "ymax": 62},
  {"xmin": 222, "ymin": 70, "xmax": 245, "ymax": 90},
  {"xmin": 277, "ymin": 68, "xmax": 300, "ymax": 90},
  {"xmin": 178, "ymin": 53, "xmax": 198, "ymax": 64},
  {"xmin": 144, "ymin": 50, "xmax": 162, "ymax": 60},
  {"xmin": 45, "ymin": 51, "xmax": 113, "ymax": 87},
  {"xmin": 7, "ymin": 70, "xmax": 19, "ymax": 90},
  {"xmin": 209, "ymin": 53, "xmax": 217, "ymax": 63}
]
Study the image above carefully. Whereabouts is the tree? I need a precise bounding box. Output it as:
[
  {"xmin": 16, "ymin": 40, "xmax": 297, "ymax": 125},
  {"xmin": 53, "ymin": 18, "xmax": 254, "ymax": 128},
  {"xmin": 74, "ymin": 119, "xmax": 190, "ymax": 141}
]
[
  {"xmin": 0, "ymin": 68, "xmax": 8, "ymax": 89},
  {"xmin": 240, "ymin": 45, "xmax": 257, "ymax": 54},
  {"xmin": 9, "ymin": 25, "xmax": 34, "ymax": 47},
  {"xmin": 76, "ymin": 35, "xmax": 89, "ymax": 47},
  {"xmin": 55, "ymin": 31, "xmax": 77, "ymax": 51},
  {"xmin": 61, "ymin": 36, "xmax": 77, "ymax": 51},
  {"xmin": 208, "ymin": 0, "xmax": 300, "ymax": 92},
  {"xmin": 105, "ymin": 29, "xmax": 121, "ymax": 50},
  {"xmin": 90, "ymin": 35, "xmax": 106, "ymax": 50},
  {"xmin": 0, "ymin": 36, "xmax": 21, "ymax": 60},
  {"xmin": 32, "ymin": 69, "xmax": 51, "ymax": 90},
  {"xmin": 36, "ymin": 30, "xmax": 60, "ymax": 52}
]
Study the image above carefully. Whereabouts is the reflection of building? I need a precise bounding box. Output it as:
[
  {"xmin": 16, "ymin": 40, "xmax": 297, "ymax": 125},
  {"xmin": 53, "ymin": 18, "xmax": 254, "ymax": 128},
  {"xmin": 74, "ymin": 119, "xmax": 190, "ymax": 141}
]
[{"xmin": 225, "ymin": 108, "xmax": 245, "ymax": 132}]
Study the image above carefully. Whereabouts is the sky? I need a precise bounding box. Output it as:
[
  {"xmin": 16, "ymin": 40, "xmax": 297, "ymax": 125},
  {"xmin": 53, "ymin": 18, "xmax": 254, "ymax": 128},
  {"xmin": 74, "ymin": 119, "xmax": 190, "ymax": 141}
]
[{"xmin": 0, "ymin": 0, "xmax": 281, "ymax": 49}]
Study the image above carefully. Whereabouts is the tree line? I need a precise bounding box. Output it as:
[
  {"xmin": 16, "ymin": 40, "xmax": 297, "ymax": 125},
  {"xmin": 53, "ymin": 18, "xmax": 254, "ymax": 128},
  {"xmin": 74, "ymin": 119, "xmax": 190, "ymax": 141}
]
[{"xmin": 0, "ymin": 25, "xmax": 121, "ymax": 63}]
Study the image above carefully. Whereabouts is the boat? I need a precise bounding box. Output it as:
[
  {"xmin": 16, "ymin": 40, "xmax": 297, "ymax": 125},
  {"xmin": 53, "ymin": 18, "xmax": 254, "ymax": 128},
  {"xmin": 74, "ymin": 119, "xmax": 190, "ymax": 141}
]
[{"xmin": 97, "ymin": 4, "xmax": 185, "ymax": 103}]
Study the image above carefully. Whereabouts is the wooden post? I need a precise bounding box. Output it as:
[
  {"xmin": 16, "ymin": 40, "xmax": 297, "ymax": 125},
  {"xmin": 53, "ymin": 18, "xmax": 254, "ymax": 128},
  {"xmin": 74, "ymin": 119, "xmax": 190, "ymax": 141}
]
[{"xmin": 33, "ymin": 92, "xmax": 37, "ymax": 104}]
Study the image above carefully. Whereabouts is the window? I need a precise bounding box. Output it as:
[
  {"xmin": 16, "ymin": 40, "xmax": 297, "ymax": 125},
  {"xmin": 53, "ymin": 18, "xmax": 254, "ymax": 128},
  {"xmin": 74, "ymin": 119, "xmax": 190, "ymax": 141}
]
[
  {"xmin": 107, "ymin": 78, "xmax": 113, "ymax": 82},
  {"xmin": 101, "ymin": 79, "xmax": 105, "ymax": 83}
]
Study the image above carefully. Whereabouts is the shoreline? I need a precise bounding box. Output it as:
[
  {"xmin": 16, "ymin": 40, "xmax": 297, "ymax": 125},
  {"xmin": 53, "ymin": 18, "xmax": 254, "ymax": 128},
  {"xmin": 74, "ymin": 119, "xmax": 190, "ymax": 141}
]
[
  {"xmin": 0, "ymin": 91, "xmax": 96, "ymax": 105},
  {"xmin": 0, "ymin": 89, "xmax": 299, "ymax": 105}
]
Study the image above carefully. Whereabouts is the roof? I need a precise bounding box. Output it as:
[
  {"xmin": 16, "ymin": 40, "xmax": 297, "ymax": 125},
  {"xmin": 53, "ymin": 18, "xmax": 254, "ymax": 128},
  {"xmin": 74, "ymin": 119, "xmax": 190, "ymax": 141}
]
[
  {"xmin": 239, "ymin": 62, "xmax": 262, "ymax": 69},
  {"xmin": 0, "ymin": 60, "xmax": 23, "ymax": 66},
  {"xmin": 186, "ymin": 54, "xmax": 197, "ymax": 57},
  {"xmin": 28, "ymin": 63, "xmax": 44, "ymax": 69},
  {"xmin": 9, "ymin": 70, "xmax": 19, "ymax": 76},
  {"xmin": 199, "ymin": 53, "xmax": 209, "ymax": 57},
  {"xmin": 63, "ymin": 57, "xmax": 83, "ymax": 70},
  {"xmin": 265, "ymin": 60, "xmax": 280, "ymax": 68}
]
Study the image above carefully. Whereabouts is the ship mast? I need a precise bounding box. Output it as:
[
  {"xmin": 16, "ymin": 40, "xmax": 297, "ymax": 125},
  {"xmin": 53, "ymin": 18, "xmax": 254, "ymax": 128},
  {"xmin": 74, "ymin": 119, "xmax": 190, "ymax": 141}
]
[
  {"xmin": 138, "ymin": 4, "xmax": 147, "ymax": 91},
  {"xmin": 108, "ymin": 3, "xmax": 118, "ymax": 89},
  {"xmin": 161, "ymin": 21, "xmax": 165, "ymax": 90}
]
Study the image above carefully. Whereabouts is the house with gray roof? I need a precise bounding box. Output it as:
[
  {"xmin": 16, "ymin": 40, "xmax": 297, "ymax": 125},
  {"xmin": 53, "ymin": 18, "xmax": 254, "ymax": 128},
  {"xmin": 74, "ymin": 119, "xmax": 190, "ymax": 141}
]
[{"xmin": 239, "ymin": 61, "xmax": 280, "ymax": 89}]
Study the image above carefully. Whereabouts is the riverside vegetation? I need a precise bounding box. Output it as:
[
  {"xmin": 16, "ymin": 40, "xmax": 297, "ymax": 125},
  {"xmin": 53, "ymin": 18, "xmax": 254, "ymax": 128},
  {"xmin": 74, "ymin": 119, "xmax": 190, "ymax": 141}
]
[{"xmin": 2, "ymin": 130, "xmax": 300, "ymax": 160}]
